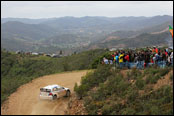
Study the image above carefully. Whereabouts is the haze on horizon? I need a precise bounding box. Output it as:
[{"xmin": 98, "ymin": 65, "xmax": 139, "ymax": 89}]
[{"xmin": 1, "ymin": 1, "xmax": 173, "ymax": 19}]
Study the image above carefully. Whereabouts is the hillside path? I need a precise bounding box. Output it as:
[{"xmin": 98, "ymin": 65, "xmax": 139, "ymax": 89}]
[{"xmin": 1, "ymin": 70, "xmax": 89, "ymax": 115}]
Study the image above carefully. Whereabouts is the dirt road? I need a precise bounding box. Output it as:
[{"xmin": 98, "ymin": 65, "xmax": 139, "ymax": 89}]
[{"xmin": 1, "ymin": 70, "xmax": 89, "ymax": 115}]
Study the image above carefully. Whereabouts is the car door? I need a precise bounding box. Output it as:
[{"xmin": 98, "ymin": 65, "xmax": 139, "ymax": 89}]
[
  {"xmin": 58, "ymin": 87, "xmax": 66, "ymax": 97},
  {"xmin": 52, "ymin": 87, "xmax": 59, "ymax": 97}
]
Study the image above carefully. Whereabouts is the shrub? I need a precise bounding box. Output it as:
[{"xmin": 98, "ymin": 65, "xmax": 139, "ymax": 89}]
[
  {"xmin": 158, "ymin": 68, "xmax": 171, "ymax": 77},
  {"xmin": 170, "ymin": 74, "xmax": 173, "ymax": 81},
  {"xmin": 129, "ymin": 68, "xmax": 142, "ymax": 80},
  {"xmin": 121, "ymin": 108, "xmax": 136, "ymax": 115},
  {"xmin": 135, "ymin": 79, "xmax": 145, "ymax": 90},
  {"xmin": 145, "ymin": 74, "xmax": 161, "ymax": 84},
  {"xmin": 75, "ymin": 65, "xmax": 112, "ymax": 98},
  {"xmin": 101, "ymin": 104, "xmax": 113, "ymax": 115}
]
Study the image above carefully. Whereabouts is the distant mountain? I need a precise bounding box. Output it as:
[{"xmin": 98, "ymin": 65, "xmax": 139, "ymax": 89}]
[
  {"xmin": 140, "ymin": 20, "xmax": 173, "ymax": 33},
  {"xmin": 1, "ymin": 18, "xmax": 56, "ymax": 24},
  {"xmin": 88, "ymin": 31, "xmax": 171, "ymax": 49},
  {"xmin": 1, "ymin": 15, "xmax": 173, "ymax": 53},
  {"xmin": 1, "ymin": 21, "xmax": 57, "ymax": 41},
  {"xmin": 41, "ymin": 15, "xmax": 173, "ymax": 32}
]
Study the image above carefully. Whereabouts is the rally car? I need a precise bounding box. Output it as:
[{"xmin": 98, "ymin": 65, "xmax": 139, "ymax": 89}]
[{"xmin": 39, "ymin": 84, "xmax": 71, "ymax": 100}]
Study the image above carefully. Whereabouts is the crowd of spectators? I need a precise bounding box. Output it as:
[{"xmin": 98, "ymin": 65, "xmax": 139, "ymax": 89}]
[{"xmin": 102, "ymin": 46, "xmax": 173, "ymax": 69}]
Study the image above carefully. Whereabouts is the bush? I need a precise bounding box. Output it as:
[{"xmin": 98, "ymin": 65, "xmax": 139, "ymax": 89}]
[
  {"xmin": 135, "ymin": 79, "xmax": 145, "ymax": 90},
  {"xmin": 170, "ymin": 74, "xmax": 173, "ymax": 81},
  {"xmin": 101, "ymin": 104, "xmax": 113, "ymax": 115},
  {"xmin": 158, "ymin": 68, "xmax": 171, "ymax": 77},
  {"xmin": 121, "ymin": 108, "xmax": 136, "ymax": 115},
  {"xmin": 146, "ymin": 74, "xmax": 163, "ymax": 84},
  {"xmin": 74, "ymin": 65, "xmax": 112, "ymax": 98},
  {"xmin": 128, "ymin": 68, "xmax": 142, "ymax": 80}
]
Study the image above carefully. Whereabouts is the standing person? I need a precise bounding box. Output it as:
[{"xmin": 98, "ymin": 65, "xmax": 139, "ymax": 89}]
[
  {"xmin": 161, "ymin": 51, "xmax": 167, "ymax": 68},
  {"xmin": 111, "ymin": 53, "xmax": 115, "ymax": 61},
  {"xmin": 119, "ymin": 51, "xmax": 124, "ymax": 69},
  {"xmin": 166, "ymin": 48, "xmax": 169, "ymax": 54},
  {"xmin": 170, "ymin": 51, "xmax": 173, "ymax": 66},
  {"xmin": 134, "ymin": 53, "xmax": 139, "ymax": 68},
  {"xmin": 152, "ymin": 54, "xmax": 156, "ymax": 66},
  {"xmin": 140, "ymin": 52, "xmax": 145, "ymax": 69},
  {"xmin": 109, "ymin": 54, "xmax": 114, "ymax": 65},
  {"xmin": 125, "ymin": 53, "xmax": 130, "ymax": 69},
  {"xmin": 155, "ymin": 53, "xmax": 159, "ymax": 65},
  {"xmin": 103, "ymin": 57, "xmax": 109, "ymax": 64},
  {"xmin": 155, "ymin": 47, "xmax": 158, "ymax": 54},
  {"xmin": 144, "ymin": 51, "xmax": 150, "ymax": 68},
  {"xmin": 158, "ymin": 52, "xmax": 162, "ymax": 68},
  {"xmin": 136, "ymin": 53, "xmax": 141, "ymax": 69},
  {"xmin": 109, "ymin": 59, "xmax": 113, "ymax": 65},
  {"xmin": 113, "ymin": 52, "xmax": 117, "ymax": 63},
  {"xmin": 123, "ymin": 51, "xmax": 126, "ymax": 67},
  {"xmin": 115, "ymin": 53, "xmax": 119, "ymax": 67},
  {"xmin": 152, "ymin": 46, "xmax": 156, "ymax": 53}
]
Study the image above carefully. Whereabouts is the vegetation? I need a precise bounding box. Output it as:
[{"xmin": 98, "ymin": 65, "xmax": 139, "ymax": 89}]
[
  {"xmin": 74, "ymin": 65, "xmax": 173, "ymax": 115},
  {"xmin": 1, "ymin": 49, "xmax": 107, "ymax": 103},
  {"xmin": 144, "ymin": 67, "xmax": 171, "ymax": 84}
]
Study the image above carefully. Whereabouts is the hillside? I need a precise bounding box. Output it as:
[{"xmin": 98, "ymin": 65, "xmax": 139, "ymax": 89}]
[
  {"xmin": 1, "ymin": 15, "xmax": 173, "ymax": 53},
  {"xmin": 88, "ymin": 31, "xmax": 172, "ymax": 49},
  {"xmin": 71, "ymin": 65, "xmax": 173, "ymax": 115},
  {"xmin": 1, "ymin": 21, "xmax": 57, "ymax": 40},
  {"xmin": 1, "ymin": 49, "xmax": 107, "ymax": 103}
]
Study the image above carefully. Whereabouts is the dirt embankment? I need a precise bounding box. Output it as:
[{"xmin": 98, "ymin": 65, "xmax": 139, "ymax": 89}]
[{"xmin": 1, "ymin": 70, "xmax": 89, "ymax": 115}]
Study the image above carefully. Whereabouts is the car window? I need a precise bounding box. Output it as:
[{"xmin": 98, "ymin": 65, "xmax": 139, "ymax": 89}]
[
  {"xmin": 53, "ymin": 87, "xmax": 59, "ymax": 91},
  {"xmin": 40, "ymin": 88, "xmax": 51, "ymax": 92},
  {"xmin": 57, "ymin": 87, "xmax": 63, "ymax": 91}
]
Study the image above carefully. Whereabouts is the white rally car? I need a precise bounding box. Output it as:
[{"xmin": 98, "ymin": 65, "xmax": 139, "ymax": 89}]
[{"xmin": 39, "ymin": 84, "xmax": 71, "ymax": 100}]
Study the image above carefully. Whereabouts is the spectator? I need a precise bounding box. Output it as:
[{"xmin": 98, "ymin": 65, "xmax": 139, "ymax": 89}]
[
  {"xmin": 119, "ymin": 52, "xmax": 124, "ymax": 68},
  {"xmin": 103, "ymin": 57, "xmax": 109, "ymax": 64},
  {"xmin": 102, "ymin": 47, "xmax": 172, "ymax": 69}
]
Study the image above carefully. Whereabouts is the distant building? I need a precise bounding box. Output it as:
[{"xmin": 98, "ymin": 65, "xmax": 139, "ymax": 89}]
[
  {"xmin": 46, "ymin": 54, "xmax": 51, "ymax": 57},
  {"xmin": 109, "ymin": 48, "xmax": 117, "ymax": 51},
  {"xmin": 16, "ymin": 50, "xmax": 21, "ymax": 54},
  {"xmin": 26, "ymin": 52, "xmax": 32, "ymax": 55},
  {"xmin": 38, "ymin": 52, "xmax": 44, "ymax": 55},
  {"xmin": 32, "ymin": 52, "xmax": 39, "ymax": 55},
  {"xmin": 16, "ymin": 50, "xmax": 24, "ymax": 54},
  {"xmin": 51, "ymin": 54, "xmax": 59, "ymax": 58},
  {"xmin": 118, "ymin": 48, "xmax": 123, "ymax": 50}
]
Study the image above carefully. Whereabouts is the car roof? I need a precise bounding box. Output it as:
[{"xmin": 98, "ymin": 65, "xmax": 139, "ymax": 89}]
[{"xmin": 42, "ymin": 84, "xmax": 61, "ymax": 90}]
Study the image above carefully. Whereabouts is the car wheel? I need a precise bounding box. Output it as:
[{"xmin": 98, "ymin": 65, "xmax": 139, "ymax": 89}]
[
  {"xmin": 66, "ymin": 90, "xmax": 71, "ymax": 97},
  {"xmin": 53, "ymin": 95, "xmax": 57, "ymax": 100}
]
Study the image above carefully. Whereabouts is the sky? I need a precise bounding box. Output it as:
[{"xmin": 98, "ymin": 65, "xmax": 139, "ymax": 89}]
[{"xmin": 1, "ymin": 1, "xmax": 173, "ymax": 19}]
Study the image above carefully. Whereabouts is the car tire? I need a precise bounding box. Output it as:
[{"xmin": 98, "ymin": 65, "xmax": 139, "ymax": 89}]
[
  {"xmin": 66, "ymin": 90, "xmax": 71, "ymax": 97},
  {"xmin": 53, "ymin": 95, "xmax": 57, "ymax": 100}
]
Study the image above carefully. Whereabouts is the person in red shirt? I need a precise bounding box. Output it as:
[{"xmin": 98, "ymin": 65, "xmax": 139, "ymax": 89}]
[
  {"xmin": 152, "ymin": 46, "xmax": 156, "ymax": 53},
  {"xmin": 165, "ymin": 50, "xmax": 168, "ymax": 56},
  {"xmin": 155, "ymin": 48, "xmax": 158, "ymax": 54},
  {"xmin": 124, "ymin": 53, "xmax": 130, "ymax": 69},
  {"xmin": 125, "ymin": 54, "xmax": 130, "ymax": 61}
]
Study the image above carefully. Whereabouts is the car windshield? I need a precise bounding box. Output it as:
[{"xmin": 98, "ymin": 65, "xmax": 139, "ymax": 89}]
[{"xmin": 40, "ymin": 88, "xmax": 51, "ymax": 92}]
